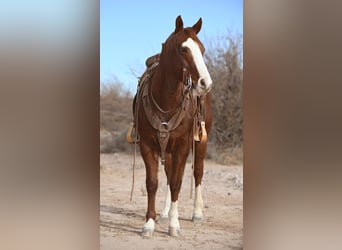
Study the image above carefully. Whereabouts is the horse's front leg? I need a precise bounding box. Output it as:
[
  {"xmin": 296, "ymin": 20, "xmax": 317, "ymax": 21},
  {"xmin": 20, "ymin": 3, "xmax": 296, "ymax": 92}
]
[
  {"xmin": 168, "ymin": 146, "xmax": 188, "ymax": 237},
  {"xmin": 192, "ymin": 139, "xmax": 207, "ymax": 221},
  {"xmin": 140, "ymin": 143, "xmax": 159, "ymax": 238}
]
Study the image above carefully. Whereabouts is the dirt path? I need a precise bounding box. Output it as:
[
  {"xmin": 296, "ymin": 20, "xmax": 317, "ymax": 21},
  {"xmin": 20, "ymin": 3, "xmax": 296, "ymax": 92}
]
[{"xmin": 100, "ymin": 153, "xmax": 243, "ymax": 250}]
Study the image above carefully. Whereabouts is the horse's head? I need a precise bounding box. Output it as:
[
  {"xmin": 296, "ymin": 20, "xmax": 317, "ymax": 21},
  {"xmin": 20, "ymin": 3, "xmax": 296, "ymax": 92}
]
[{"xmin": 161, "ymin": 15, "xmax": 213, "ymax": 96}]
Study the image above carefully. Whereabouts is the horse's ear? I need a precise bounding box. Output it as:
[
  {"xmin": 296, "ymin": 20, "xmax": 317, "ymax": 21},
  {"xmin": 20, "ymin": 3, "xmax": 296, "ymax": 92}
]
[
  {"xmin": 175, "ymin": 15, "xmax": 183, "ymax": 33},
  {"xmin": 192, "ymin": 17, "xmax": 202, "ymax": 34}
]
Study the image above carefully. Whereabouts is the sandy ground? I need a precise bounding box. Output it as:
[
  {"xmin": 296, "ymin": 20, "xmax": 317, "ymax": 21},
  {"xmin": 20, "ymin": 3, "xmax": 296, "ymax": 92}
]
[{"xmin": 100, "ymin": 152, "xmax": 243, "ymax": 250}]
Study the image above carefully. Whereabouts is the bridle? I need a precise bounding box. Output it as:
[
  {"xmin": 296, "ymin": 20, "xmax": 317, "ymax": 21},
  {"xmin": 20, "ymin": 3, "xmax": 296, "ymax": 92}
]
[{"xmin": 183, "ymin": 67, "xmax": 194, "ymax": 98}]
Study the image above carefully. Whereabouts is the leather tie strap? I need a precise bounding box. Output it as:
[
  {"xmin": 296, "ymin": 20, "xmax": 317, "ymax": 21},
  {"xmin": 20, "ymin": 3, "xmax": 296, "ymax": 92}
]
[{"xmin": 158, "ymin": 122, "xmax": 169, "ymax": 165}]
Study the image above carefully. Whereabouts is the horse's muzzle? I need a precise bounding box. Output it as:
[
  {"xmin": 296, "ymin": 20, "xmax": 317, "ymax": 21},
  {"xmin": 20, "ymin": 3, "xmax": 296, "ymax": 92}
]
[{"xmin": 197, "ymin": 77, "xmax": 212, "ymax": 94}]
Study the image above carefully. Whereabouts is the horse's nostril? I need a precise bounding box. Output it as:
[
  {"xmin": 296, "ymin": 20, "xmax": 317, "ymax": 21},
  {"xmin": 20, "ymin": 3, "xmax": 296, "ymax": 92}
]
[{"xmin": 200, "ymin": 78, "xmax": 206, "ymax": 87}]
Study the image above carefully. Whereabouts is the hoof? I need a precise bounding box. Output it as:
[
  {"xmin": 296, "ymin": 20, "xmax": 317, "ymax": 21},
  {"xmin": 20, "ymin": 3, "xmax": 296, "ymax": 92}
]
[
  {"xmin": 192, "ymin": 214, "xmax": 203, "ymax": 222},
  {"xmin": 168, "ymin": 226, "xmax": 181, "ymax": 237},
  {"xmin": 157, "ymin": 215, "xmax": 168, "ymax": 224},
  {"xmin": 141, "ymin": 228, "xmax": 153, "ymax": 238}
]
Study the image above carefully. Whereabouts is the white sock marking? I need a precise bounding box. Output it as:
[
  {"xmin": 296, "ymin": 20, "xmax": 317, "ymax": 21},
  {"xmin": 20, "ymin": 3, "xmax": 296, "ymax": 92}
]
[
  {"xmin": 194, "ymin": 184, "xmax": 203, "ymax": 217},
  {"xmin": 143, "ymin": 218, "xmax": 155, "ymax": 231},
  {"xmin": 160, "ymin": 184, "xmax": 171, "ymax": 217},
  {"xmin": 168, "ymin": 201, "xmax": 180, "ymax": 228}
]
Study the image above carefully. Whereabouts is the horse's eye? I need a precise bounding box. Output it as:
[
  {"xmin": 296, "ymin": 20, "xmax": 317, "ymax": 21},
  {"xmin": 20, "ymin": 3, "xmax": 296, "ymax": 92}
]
[{"xmin": 180, "ymin": 47, "xmax": 187, "ymax": 54}]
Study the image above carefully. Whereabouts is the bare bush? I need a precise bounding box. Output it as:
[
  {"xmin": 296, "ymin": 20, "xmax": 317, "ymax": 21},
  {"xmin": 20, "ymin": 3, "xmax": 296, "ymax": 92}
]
[
  {"xmin": 100, "ymin": 80, "xmax": 133, "ymax": 153},
  {"xmin": 204, "ymin": 32, "xmax": 243, "ymax": 164}
]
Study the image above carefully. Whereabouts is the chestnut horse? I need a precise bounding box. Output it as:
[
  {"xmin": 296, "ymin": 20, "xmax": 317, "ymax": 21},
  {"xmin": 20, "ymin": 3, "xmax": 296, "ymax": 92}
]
[{"xmin": 133, "ymin": 15, "xmax": 212, "ymax": 237}]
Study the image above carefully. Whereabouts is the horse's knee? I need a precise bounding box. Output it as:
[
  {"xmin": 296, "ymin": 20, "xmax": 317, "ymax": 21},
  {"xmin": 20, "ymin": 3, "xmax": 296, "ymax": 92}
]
[
  {"xmin": 146, "ymin": 178, "xmax": 158, "ymax": 193},
  {"xmin": 170, "ymin": 182, "xmax": 181, "ymax": 192}
]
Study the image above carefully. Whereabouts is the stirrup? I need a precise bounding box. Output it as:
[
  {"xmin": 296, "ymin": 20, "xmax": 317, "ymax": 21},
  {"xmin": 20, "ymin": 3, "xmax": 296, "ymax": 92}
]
[
  {"xmin": 200, "ymin": 121, "xmax": 207, "ymax": 143},
  {"xmin": 126, "ymin": 122, "xmax": 139, "ymax": 144},
  {"xmin": 194, "ymin": 121, "xmax": 207, "ymax": 142},
  {"xmin": 194, "ymin": 125, "xmax": 201, "ymax": 142}
]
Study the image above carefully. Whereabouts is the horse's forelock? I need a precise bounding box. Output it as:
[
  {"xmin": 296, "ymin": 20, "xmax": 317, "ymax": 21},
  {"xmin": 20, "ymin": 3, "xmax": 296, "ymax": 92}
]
[{"xmin": 165, "ymin": 28, "xmax": 198, "ymax": 46}]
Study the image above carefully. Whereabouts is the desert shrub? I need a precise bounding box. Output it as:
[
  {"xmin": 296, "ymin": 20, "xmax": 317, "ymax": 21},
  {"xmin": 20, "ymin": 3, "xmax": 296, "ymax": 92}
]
[
  {"xmin": 204, "ymin": 32, "xmax": 243, "ymax": 164},
  {"xmin": 100, "ymin": 80, "xmax": 133, "ymax": 153}
]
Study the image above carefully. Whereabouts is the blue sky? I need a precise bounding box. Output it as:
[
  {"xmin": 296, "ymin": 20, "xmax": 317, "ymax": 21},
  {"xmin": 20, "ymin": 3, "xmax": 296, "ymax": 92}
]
[{"xmin": 100, "ymin": 0, "xmax": 243, "ymax": 93}]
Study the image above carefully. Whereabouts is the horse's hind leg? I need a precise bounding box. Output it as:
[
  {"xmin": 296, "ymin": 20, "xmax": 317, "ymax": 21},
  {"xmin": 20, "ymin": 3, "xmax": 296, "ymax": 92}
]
[
  {"xmin": 158, "ymin": 154, "xmax": 172, "ymax": 224},
  {"xmin": 140, "ymin": 144, "xmax": 159, "ymax": 238},
  {"xmin": 192, "ymin": 140, "xmax": 207, "ymax": 221}
]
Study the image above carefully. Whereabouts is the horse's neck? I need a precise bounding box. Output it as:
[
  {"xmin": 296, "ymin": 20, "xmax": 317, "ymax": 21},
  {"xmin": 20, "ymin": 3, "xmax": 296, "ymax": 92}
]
[{"xmin": 151, "ymin": 66, "xmax": 183, "ymax": 112}]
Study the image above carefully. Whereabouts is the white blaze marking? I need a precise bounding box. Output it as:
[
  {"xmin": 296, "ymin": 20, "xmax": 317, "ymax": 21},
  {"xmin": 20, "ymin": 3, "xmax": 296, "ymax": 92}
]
[
  {"xmin": 168, "ymin": 201, "xmax": 180, "ymax": 228},
  {"xmin": 194, "ymin": 184, "xmax": 203, "ymax": 217},
  {"xmin": 160, "ymin": 184, "xmax": 171, "ymax": 217},
  {"xmin": 182, "ymin": 38, "xmax": 212, "ymax": 91}
]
